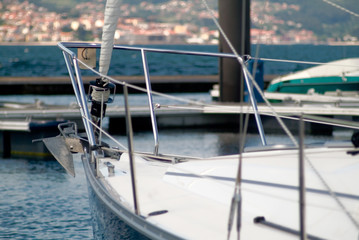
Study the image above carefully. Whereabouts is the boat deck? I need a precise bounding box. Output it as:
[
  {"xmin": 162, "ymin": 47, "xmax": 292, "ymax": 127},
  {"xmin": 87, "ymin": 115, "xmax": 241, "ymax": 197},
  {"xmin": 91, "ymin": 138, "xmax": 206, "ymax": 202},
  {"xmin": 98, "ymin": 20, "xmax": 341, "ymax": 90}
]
[{"xmin": 94, "ymin": 145, "xmax": 359, "ymax": 239}]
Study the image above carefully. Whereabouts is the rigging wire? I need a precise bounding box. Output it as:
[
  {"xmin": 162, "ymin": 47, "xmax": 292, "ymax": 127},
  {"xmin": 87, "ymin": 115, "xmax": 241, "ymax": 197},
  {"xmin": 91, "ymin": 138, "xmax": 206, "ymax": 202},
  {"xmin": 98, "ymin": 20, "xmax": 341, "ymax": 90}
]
[
  {"xmin": 240, "ymin": 31, "xmax": 359, "ymax": 234},
  {"xmin": 252, "ymin": 57, "xmax": 359, "ymax": 68},
  {"xmin": 77, "ymin": 49, "xmax": 359, "ymax": 232},
  {"xmin": 194, "ymin": 0, "xmax": 356, "ymax": 147},
  {"xmin": 321, "ymin": 0, "xmax": 359, "ymax": 18},
  {"xmin": 75, "ymin": 40, "xmax": 359, "ymax": 233},
  {"xmin": 198, "ymin": 0, "xmax": 359, "ymax": 233},
  {"xmin": 198, "ymin": 0, "xmax": 261, "ymax": 239},
  {"xmin": 64, "ymin": 0, "xmax": 359, "ymax": 234},
  {"xmin": 82, "ymin": 114, "xmax": 128, "ymax": 151},
  {"xmin": 78, "ymin": 51, "xmax": 359, "ymax": 108}
]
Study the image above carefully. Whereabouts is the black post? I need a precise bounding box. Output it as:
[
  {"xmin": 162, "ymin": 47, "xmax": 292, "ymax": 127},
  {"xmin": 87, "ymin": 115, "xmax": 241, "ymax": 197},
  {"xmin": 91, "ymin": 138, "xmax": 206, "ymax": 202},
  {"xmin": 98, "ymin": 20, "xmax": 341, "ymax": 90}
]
[{"xmin": 219, "ymin": 0, "xmax": 250, "ymax": 102}]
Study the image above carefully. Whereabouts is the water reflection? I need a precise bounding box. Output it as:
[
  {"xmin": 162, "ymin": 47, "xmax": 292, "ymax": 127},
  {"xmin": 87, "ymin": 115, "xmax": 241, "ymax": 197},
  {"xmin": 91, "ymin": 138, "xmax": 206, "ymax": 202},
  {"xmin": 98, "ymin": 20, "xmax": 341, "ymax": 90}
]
[
  {"xmin": 0, "ymin": 156, "xmax": 93, "ymax": 239},
  {"xmin": 0, "ymin": 127, "xmax": 353, "ymax": 239}
]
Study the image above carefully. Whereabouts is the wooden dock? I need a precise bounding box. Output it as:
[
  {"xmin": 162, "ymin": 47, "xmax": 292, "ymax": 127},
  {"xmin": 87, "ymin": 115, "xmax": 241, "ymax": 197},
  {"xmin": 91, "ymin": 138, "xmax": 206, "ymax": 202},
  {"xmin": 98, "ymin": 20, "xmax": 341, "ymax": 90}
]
[
  {"xmin": 2, "ymin": 74, "xmax": 356, "ymax": 159},
  {"xmin": 1, "ymin": 101, "xmax": 358, "ymax": 134},
  {"xmin": 1, "ymin": 99, "xmax": 359, "ymax": 158}
]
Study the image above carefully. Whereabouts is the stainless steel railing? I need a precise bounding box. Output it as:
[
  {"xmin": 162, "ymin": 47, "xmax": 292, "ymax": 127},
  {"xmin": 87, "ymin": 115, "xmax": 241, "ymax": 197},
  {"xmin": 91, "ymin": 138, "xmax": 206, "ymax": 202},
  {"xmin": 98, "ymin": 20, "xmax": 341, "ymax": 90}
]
[{"xmin": 58, "ymin": 41, "xmax": 267, "ymax": 153}]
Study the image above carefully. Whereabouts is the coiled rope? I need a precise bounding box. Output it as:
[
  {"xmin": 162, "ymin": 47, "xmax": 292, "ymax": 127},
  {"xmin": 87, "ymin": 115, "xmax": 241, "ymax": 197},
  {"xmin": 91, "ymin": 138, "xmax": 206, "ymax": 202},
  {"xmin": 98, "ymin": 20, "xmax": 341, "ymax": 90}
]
[{"xmin": 91, "ymin": 85, "xmax": 111, "ymax": 103}]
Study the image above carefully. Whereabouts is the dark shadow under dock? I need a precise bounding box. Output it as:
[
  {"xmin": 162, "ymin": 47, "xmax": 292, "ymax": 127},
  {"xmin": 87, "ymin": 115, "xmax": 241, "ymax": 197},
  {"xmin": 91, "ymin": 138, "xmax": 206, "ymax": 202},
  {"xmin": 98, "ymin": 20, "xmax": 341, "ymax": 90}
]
[{"xmin": 0, "ymin": 75, "xmax": 277, "ymax": 94}]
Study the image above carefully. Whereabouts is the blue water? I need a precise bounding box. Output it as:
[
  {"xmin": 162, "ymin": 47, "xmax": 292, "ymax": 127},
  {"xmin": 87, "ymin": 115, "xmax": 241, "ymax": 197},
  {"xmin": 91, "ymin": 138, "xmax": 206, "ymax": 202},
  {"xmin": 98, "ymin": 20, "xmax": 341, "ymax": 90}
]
[
  {"xmin": 1, "ymin": 44, "xmax": 359, "ymax": 77},
  {"xmin": 0, "ymin": 156, "xmax": 93, "ymax": 239},
  {"xmin": 0, "ymin": 118, "xmax": 352, "ymax": 239},
  {"xmin": 0, "ymin": 127, "xmax": 352, "ymax": 239},
  {"xmin": 0, "ymin": 44, "xmax": 358, "ymax": 239}
]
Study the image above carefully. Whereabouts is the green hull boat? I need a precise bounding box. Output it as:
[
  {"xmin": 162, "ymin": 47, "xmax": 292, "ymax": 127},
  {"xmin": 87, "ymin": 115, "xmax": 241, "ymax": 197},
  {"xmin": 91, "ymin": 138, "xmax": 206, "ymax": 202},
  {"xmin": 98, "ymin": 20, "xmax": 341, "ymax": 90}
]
[{"xmin": 267, "ymin": 58, "xmax": 359, "ymax": 94}]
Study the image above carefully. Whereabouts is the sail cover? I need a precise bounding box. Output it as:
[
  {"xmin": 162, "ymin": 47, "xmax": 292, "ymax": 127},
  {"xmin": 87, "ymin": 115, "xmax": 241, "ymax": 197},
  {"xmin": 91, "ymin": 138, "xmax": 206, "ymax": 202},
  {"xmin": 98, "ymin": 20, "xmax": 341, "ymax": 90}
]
[{"xmin": 99, "ymin": 0, "xmax": 122, "ymax": 77}]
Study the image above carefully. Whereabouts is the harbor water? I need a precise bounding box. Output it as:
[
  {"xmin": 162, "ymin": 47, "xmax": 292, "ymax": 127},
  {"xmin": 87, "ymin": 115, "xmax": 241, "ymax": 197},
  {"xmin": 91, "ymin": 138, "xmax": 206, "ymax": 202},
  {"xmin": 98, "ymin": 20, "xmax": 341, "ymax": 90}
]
[
  {"xmin": 0, "ymin": 125, "xmax": 353, "ymax": 239},
  {"xmin": 0, "ymin": 93, "xmax": 354, "ymax": 239},
  {"xmin": 1, "ymin": 44, "xmax": 359, "ymax": 77},
  {"xmin": 0, "ymin": 44, "xmax": 359, "ymax": 239}
]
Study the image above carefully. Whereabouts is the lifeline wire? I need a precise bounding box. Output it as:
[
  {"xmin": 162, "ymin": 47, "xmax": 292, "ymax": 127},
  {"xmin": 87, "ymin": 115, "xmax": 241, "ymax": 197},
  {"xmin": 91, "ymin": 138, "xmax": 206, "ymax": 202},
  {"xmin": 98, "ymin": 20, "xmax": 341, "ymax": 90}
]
[
  {"xmin": 199, "ymin": 0, "xmax": 359, "ymax": 232},
  {"xmin": 75, "ymin": 54, "xmax": 359, "ymax": 231},
  {"xmin": 198, "ymin": 0, "xmax": 357, "ymax": 151},
  {"xmin": 77, "ymin": 58, "xmax": 212, "ymax": 107},
  {"xmin": 65, "ymin": 0, "xmax": 359, "ymax": 232},
  {"xmin": 252, "ymin": 57, "xmax": 359, "ymax": 68},
  {"xmin": 76, "ymin": 36, "xmax": 359, "ymax": 230},
  {"xmin": 77, "ymin": 47, "xmax": 359, "ymax": 232},
  {"xmin": 75, "ymin": 41, "xmax": 359, "ymax": 231},
  {"xmin": 198, "ymin": 1, "xmax": 260, "ymax": 239},
  {"xmin": 240, "ymin": 31, "xmax": 359, "ymax": 233},
  {"xmin": 82, "ymin": 114, "xmax": 128, "ymax": 151}
]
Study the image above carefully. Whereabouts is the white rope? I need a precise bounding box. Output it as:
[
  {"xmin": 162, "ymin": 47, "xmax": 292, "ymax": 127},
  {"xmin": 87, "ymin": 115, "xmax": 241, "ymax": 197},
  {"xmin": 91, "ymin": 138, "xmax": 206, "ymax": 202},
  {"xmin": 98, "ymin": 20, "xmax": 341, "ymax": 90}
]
[{"xmin": 91, "ymin": 86, "xmax": 111, "ymax": 102}]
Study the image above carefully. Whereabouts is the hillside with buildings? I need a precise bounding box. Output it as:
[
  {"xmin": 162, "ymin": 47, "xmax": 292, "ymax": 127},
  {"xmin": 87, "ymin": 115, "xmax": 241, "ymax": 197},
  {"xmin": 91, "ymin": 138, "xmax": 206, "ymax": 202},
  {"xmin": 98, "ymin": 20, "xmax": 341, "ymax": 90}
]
[{"xmin": 0, "ymin": 0, "xmax": 358, "ymax": 44}]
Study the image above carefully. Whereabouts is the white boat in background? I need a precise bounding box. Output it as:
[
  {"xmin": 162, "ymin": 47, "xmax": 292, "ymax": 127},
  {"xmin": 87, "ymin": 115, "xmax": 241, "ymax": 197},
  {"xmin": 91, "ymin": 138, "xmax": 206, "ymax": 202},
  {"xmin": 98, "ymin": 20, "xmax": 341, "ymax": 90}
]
[
  {"xmin": 42, "ymin": 0, "xmax": 359, "ymax": 239},
  {"xmin": 266, "ymin": 58, "xmax": 359, "ymax": 95}
]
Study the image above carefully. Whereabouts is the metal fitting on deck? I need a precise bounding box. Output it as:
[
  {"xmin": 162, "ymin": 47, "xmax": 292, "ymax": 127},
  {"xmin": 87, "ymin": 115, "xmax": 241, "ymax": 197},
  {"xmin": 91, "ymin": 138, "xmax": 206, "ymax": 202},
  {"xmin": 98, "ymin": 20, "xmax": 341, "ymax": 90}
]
[{"xmin": 106, "ymin": 162, "xmax": 115, "ymax": 177}]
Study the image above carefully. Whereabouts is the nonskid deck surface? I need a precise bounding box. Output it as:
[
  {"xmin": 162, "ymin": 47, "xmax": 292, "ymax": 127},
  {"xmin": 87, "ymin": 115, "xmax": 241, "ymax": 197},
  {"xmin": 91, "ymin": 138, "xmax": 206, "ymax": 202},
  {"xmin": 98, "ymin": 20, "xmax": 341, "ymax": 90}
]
[{"xmin": 96, "ymin": 146, "xmax": 359, "ymax": 240}]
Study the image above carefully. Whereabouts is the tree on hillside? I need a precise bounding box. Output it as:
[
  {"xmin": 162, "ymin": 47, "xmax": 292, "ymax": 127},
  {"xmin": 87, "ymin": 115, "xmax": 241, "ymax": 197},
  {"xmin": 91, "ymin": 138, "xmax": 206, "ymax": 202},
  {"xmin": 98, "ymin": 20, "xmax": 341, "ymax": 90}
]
[{"xmin": 74, "ymin": 25, "xmax": 93, "ymax": 41}]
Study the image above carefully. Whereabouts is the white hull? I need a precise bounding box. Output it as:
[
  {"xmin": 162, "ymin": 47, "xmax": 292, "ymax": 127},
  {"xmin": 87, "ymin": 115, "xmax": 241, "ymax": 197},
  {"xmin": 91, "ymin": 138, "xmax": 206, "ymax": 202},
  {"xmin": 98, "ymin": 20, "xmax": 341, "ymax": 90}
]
[
  {"xmin": 54, "ymin": 42, "xmax": 359, "ymax": 240},
  {"xmin": 89, "ymin": 145, "xmax": 359, "ymax": 239},
  {"xmin": 270, "ymin": 58, "xmax": 359, "ymax": 85}
]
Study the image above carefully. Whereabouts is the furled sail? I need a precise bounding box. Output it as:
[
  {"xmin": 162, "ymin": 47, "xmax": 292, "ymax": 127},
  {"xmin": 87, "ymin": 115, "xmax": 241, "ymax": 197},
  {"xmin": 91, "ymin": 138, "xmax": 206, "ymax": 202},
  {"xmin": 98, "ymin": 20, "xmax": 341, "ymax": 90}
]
[{"xmin": 99, "ymin": 0, "xmax": 122, "ymax": 77}]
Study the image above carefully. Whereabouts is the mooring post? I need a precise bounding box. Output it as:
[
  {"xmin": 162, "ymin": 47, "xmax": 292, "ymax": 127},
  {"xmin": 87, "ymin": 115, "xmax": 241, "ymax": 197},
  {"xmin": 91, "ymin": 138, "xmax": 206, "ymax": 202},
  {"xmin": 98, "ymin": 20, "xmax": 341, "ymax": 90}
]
[{"xmin": 219, "ymin": 0, "xmax": 250, "ymax": 102}]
